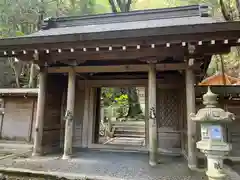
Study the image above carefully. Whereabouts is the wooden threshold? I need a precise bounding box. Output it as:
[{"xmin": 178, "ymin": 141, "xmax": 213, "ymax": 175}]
[{"xmin": 88, "ymin": 143, "xmax": 147, "ymax": 152}]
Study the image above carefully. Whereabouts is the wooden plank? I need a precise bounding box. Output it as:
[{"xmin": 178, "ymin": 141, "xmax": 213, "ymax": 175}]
[
  {"xmin": 28, "ymin": 99, "xmax": 35, "ymax": 142},
  {"xmin": 31, "ymin": 98, "xmax": 37, "ymax": 142},
  {"xmin": 2, "ymin": 97, "xmax": 33, "ymax": 141},
  {"xmin": 42, "ymin": 74, "xmax": 66, "ymax": 151},
  {"xmin": 73, "ymin": 88, "xmax": 85, "ymax": 148}
]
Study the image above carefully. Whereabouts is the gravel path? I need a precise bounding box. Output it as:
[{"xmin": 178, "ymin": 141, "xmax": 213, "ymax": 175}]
[{"xmin": 0, "ymin": 151, "xmax": 208, "ymax": 180}]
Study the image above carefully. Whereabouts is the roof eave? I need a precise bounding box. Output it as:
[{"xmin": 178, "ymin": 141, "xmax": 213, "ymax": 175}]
[{"xmin": 0, "ymin": 21, "xmax": 239, "ymax": 51}]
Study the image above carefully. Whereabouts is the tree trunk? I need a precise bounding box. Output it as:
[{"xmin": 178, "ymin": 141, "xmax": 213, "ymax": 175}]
[
  {"xmin": 219, "ymin": 55, "xmax": 226, "ymax": 85},
  {"xmin": 108, "ymin": 0, "xmax": 132, "ymax": 13},
  {"xmin": 8, "ymin": 58, "xmax": 22, "ymax": 88},
  {"xmin": 108, "ymin": 0, "xmax": 118, "ymax": 13},
  {"xmin": 236, "ymin": 0, "xmax": 240, "ymax": 17},
  {"xmin": 126, "ymin": 87, "xmax": 142, "ymax": 118},
  {"xmin": 15, "ymin": 73, "xmax": 20, "ymax": 88},
  {"xmin": 28, "ymin": 62, "xmax": 37, "ymax": 88},
  {"xmin": 220, "ymin": 0, "xmax": 231, "ymax": 20}
]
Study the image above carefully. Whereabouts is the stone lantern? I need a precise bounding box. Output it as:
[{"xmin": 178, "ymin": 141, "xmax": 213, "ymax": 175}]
[{"xmin": 190, "ymin": 87, "xmax": 235, "ymax": 180}]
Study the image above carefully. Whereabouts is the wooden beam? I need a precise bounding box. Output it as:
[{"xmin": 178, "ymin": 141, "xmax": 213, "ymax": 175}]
[
  {"xmin": 88, "ymin": 74, "xmax": 147, "ymax": 80},
  {"xmin": 51, "ymin": 46, "xmax": 186, "ymax": 62},
  {"xmin": 77, "ymin": 79, "xmax": 183, "ymax": 88},
  {"xmin": 47, "ymin": 63, "xmax": 198, "ymax": 73},
  {"xmin": 192, "ymin": 45, "xmax": 230, "ymax": 57},
  {"xmin": 2, "ymin": 43, "xmax": 230, "ymax": 66},
  {"xmin": 50, "ymin": 44, "xmax": 229, "ymax": 62},
  {"xmin": 43, "ymin": 46, "xmax": 228, "ymax": 66}
]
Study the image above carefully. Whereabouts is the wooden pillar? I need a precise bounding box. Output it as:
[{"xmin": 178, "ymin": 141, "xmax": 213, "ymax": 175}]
[
  {"xmin": 100, "ymin": 97, "xmax": 104, "ymax": 123},
  {"xmin": 148, "ymin": 61, "xmax": 158, "ymax": 166},
  {"xmin": 32, "ymin": 67, "xmax": 47, "ymax": 156},
  {"xmin": 82, "ymin": 86, "xmax": 90, "ymax": 148},
  {"xmin": 185, "ymin": 58, "xmax": 197, "ymax": 169},
  {"xmin": 62, "ymin": 68, "xmax": 76, "ymax": 159}
]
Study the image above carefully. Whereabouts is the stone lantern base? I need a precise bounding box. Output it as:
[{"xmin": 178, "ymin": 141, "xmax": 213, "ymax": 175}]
[{"xmin": 203, "ymin": 150, "xmax": 229, "ymax": 180}]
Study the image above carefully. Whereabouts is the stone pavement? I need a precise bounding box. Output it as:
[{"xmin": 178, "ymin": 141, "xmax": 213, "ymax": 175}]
[
  {"xmin": 0, "ymin": 150, "xmax": 239, "ymax": 180},
  {"xmin": 0, "ymin": 151, "xmax": 208, "ymax": 180},
  {"xmin": 0, "ymin": 141, "xmax": 32, "ymax": 161},
  {"xmin": 228, "ymin": 163, "xmax": 240, "ymax": 180},
  {"xmin": 224, "ymin": 165, "xmax": 240, "ymax": 180}
]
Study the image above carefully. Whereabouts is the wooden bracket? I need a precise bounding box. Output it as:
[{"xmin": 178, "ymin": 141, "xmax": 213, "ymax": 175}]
[{"xmin": 188, "ymin": 43, "xmax": 196, "ymax": 54}]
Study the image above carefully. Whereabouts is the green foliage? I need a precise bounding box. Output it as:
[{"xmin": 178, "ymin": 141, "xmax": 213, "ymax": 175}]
[
  {"xmin": 102, "ymin": 87, "xmax": 129, "ymax": 118},
  {"xmin": 101, "ymin": 87, "xmax": 129, "ymax": 107},
  {"xmin": 115, "ymin": 94, "xmax": 128, "ymax": 105},
  {"xmin": 207, "ymin": 47, "xmax": 240, "ymax": 77},
  {"xmin": 15, "ymin": 31, "xmax": 25, "ymax": 37}
]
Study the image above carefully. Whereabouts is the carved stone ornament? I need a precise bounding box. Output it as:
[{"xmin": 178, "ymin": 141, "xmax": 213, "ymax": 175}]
[
  {"xmin": 149, "ymin": 107, "xmax": 156, "ymax": 119},
  {"xmin": 64, "ymin": 110, "xmax": 73, "ymax": 122},
  {"xmin": 190, "ymin": 87, "xmax": 235, "ymax": 123}
]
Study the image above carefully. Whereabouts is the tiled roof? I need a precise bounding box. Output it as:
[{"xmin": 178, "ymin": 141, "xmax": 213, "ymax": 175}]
[
  {"xmin": 28, "ymin": 16, "xmax": 219, "ymax": 38},
  {"xmin": 27, "ymin": 4, "xmax": 220, "ymax": 38},
  {"xmin": 199, "ymin": 72, "xmax": 240, "ymax": 85}
]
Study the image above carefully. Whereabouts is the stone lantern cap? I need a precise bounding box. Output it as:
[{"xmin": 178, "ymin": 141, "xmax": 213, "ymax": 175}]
[{"xmin": 190, "ymin": 86, "xmax": 235, "ymax": 123}]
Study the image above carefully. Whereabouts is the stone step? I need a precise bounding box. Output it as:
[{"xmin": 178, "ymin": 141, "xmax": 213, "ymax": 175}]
[
  {"xmin": 114, "ymin": 127, "xmax": 145, "ymax": 132},
  {"xmin": 113, "ymin": 124, "xmax": 145, "ymax": 128},
  {"xmin": 114, "ymin": 133, "xmax": 145, "ymax": 138},
  {"xmin": 114, "ymin": 130, "xmax": 145, "ymax": 135},
  {"xmin": 115, "ymin": 128, "xmax": 145, "ymax": 132},
  {"xmin": 112, "ymin": 122, "xmax": 145, "ymax": 127},
  {"xmin": 113, "ymin": 125, "xmax": 145, "ymax": 138},
  {"xmin": 113, "ymin": 123, "xmax": 145, "ymax": 126}
]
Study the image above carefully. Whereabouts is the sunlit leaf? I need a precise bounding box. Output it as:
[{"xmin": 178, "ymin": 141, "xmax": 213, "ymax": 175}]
[{"xmin": 15, "ymin": 31, "xmax": 25, "ymax": 37}]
